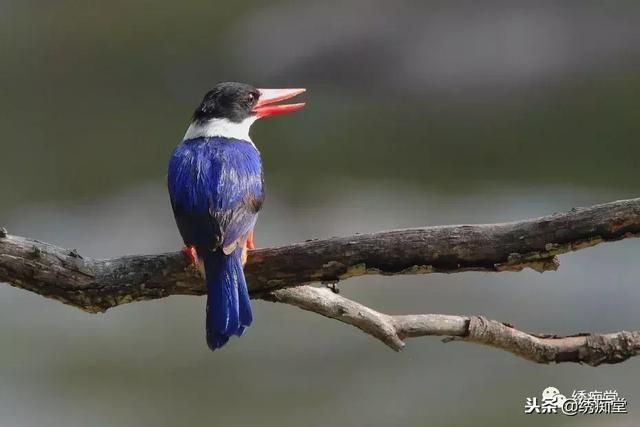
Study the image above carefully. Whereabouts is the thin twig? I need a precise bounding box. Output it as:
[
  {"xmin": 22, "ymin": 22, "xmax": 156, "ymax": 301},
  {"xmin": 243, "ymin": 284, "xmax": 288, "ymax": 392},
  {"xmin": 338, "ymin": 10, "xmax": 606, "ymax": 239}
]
[{"xmin": 267, "ymin": 286, "xmax": 640, "ymax": 365}]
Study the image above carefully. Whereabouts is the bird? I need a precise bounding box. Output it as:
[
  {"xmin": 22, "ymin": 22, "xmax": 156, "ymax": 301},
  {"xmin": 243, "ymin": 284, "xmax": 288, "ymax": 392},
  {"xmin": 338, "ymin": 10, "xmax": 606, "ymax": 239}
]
[{"xmin": 167, "ymin": 82, "xmax": 305, "ymax": 350}]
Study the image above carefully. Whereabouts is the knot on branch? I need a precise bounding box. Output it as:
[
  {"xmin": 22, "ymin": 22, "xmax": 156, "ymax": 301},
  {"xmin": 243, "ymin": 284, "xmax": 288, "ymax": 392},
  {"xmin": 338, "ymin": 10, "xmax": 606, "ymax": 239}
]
[{"xmin": 582, "ymin": 331, "xmax": 640, "ymax": 366}]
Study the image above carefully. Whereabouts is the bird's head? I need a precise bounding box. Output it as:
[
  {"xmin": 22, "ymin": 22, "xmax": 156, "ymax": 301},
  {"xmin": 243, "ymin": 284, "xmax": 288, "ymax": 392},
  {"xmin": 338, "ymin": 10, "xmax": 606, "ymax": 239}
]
[{"xmin": 185, "ymin": 82, "xmax": 305, "ymax": 141}]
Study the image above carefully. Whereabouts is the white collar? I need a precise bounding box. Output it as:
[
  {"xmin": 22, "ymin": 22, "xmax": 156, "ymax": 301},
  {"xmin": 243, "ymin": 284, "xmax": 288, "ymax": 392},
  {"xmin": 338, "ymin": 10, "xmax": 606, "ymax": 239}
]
[{"xmin": 183, "ymin": 117, "xmax": 257, "ymax": 142}]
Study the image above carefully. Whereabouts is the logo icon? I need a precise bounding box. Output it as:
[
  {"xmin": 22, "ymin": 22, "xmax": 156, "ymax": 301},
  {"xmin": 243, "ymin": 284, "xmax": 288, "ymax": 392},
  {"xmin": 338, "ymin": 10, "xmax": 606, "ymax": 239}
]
[{"xmin": 525, "ymin": 387, "xmax": 627, "ymax": 415}]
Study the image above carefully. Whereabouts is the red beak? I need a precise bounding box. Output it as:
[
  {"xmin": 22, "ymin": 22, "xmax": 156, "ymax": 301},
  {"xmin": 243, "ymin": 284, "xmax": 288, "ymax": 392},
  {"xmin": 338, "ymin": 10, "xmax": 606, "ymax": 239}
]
[{"xmin": 252, "ymin": 88, "xmax": 306, "ymax": 118}]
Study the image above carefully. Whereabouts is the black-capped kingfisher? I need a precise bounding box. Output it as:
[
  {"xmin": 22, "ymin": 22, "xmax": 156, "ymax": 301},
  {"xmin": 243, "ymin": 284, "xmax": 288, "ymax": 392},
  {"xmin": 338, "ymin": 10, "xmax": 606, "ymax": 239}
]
[{"xmin": 168, "ymin": 82, "xmax": 305, "ymax": 350}]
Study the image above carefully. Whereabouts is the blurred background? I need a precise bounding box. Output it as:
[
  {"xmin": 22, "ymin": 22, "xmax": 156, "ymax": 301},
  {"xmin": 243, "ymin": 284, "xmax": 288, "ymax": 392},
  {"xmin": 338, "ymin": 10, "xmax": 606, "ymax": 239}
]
[{"xmin": 1, "ymin": 1, "xmax": 640, "ymax": 426}]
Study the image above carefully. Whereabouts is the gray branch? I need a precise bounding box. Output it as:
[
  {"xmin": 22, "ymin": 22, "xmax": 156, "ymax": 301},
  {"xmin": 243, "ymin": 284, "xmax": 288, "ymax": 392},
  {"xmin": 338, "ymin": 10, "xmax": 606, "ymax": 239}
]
[
  {"xmin": 1, "ymin": 197, "xmax": 640, "ymax": 364},
  {"xmin": 268, "ymin": 286, "xmax": 640, "ymax": 366}
]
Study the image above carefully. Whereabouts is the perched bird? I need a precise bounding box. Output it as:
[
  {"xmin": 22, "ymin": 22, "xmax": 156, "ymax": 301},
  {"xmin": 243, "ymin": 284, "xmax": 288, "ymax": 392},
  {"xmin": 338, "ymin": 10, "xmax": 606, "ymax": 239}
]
[{"xmin": 168, "ymin": 82, "xmax": 305, "ymax": 350}]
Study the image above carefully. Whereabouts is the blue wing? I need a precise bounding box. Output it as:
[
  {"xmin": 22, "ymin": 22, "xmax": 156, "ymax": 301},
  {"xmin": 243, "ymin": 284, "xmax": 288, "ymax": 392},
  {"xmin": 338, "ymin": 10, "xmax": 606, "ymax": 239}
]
[{"xmin": 167, "ymin": 137, "xmax": 264, "ymax": 252}]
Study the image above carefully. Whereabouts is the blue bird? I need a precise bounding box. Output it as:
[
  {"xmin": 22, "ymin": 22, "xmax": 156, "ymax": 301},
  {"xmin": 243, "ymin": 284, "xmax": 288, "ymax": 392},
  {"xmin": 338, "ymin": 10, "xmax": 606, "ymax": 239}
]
[{"xmin": 168, "ymin": 82, "xmax": 305, "ymax": 350}]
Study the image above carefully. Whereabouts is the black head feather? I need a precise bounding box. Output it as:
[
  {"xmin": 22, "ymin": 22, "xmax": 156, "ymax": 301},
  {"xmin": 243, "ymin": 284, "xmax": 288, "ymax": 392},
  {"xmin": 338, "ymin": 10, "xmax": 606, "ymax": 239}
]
[{"xmin": 193, "ymin": 82, "xmax": 260, "ymax": 123}]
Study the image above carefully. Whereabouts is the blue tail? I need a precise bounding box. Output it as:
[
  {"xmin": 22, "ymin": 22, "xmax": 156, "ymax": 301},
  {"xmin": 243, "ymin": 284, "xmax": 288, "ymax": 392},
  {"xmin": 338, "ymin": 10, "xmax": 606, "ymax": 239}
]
[{"xmin": 201, "ymin": 247, "xmax": 253, "ymax": 351}]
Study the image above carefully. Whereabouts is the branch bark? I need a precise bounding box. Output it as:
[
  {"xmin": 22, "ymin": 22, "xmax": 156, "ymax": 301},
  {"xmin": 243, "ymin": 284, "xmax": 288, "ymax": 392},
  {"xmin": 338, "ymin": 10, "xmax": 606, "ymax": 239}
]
[
  {"xmin": 268, "ymin": 286, "xmax": 640, "ymax": 366},
  {"xmin": 1, "ymin": 197, "xmax": 640, "ymax": 364}
]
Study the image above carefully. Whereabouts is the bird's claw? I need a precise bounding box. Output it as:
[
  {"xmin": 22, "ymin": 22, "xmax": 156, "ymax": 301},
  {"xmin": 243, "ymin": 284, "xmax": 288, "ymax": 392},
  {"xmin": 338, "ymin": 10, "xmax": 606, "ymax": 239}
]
[
  {"xmin": 246, "ymin": 230, "xmax": 256, "ymax": 250},
  {"xmin": 181, "ymin": 245, "xmax": 198, "ymax": 266}
]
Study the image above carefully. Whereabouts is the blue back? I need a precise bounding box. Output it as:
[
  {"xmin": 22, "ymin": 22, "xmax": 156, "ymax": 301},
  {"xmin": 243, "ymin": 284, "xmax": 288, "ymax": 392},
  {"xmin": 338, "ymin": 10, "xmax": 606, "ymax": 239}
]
[{"xmin": 168, "ymin": 137, "xmax": 264, "ymax": 252}]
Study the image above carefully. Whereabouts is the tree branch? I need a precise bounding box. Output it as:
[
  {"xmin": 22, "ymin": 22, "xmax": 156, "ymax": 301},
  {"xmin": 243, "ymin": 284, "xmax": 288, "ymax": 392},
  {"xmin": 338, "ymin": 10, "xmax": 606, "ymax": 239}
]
[
  {"xmin": 1, "ymin": 197, "xmax": 640, "ymax": 364},
  {"xmin": 268, "ymin": 286, "xmax": 640, "ymax": 365}
]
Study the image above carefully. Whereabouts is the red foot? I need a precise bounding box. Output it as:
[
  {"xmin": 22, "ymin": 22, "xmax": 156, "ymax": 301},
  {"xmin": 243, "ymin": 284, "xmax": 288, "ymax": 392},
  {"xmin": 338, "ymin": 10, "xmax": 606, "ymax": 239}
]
[
  {"xmin": 246, "ymin": 230, "xmax": 255, "ymax": 250},
  {"xmin": 182, "ymin": 245, "xmax": 198, "ymax": 266}
]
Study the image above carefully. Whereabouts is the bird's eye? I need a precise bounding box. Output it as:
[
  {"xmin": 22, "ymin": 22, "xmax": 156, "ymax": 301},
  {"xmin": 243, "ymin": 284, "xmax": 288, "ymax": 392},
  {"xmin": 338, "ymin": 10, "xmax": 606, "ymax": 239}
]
[{"xmin": 247, "ymin": 93, "xmax": 256, "ymax": 104}]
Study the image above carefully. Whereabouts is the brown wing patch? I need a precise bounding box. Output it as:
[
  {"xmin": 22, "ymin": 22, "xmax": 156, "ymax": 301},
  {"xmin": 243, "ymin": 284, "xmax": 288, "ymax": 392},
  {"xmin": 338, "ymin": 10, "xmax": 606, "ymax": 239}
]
[{"xmin": 244, "ymin": 192, "xmax": 264, "ymax": 214}]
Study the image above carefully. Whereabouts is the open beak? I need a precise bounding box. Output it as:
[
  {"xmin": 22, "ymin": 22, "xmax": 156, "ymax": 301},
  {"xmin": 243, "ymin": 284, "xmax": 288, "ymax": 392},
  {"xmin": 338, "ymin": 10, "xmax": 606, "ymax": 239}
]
[{"xmin": 253, "ymin": 88, "xmax": 306, "ymax": 118}]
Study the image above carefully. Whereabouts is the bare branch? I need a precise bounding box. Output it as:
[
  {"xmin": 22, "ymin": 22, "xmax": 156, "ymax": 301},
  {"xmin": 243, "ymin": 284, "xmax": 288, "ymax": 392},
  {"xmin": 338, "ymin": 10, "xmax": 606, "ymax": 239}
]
[
  {"xmin": 268, "ymin": 286, "xmax": 640, "ymax": 365},
  {"xmin": 1, "ymin": 197, "xmax": 640, "ymax": 364},
  {"xmin": 1, "ymin": 197, "xmax": 639, "ymax": 313}
]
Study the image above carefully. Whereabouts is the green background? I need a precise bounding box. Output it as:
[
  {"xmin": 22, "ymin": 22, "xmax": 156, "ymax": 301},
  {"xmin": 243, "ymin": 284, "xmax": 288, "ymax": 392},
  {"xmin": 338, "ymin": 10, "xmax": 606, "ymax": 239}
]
[{"xmin": 1, "ymin": 1, "xmax": 639, "ymax": 426}]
